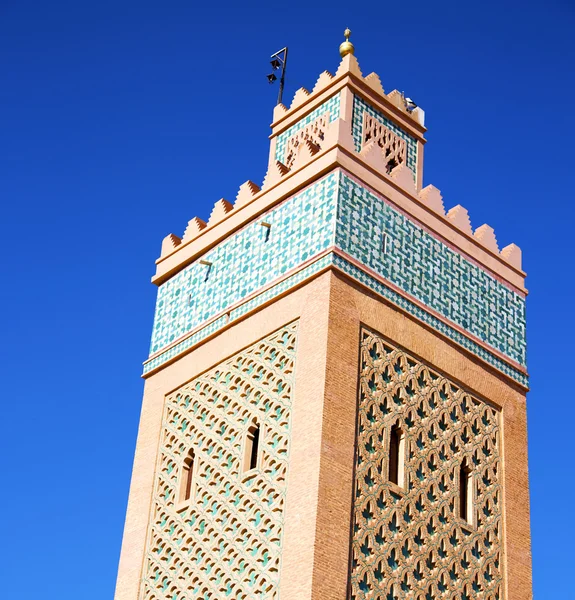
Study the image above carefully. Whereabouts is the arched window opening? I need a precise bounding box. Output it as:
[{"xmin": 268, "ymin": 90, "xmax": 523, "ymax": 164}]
[
  {"xmin": 180, "ymin": 451, "xmax": 195, "ymax": 503},
  {"xmin": 459, "ymin": 461, "xmax": 473, "ymax": 524},
  {"xmin": 389, "ymin": 424, "xmax": 405, "ymax": 487},
  {"xmin": 243, "ymin": 423, "xmax": 260, "ymax": 472}
]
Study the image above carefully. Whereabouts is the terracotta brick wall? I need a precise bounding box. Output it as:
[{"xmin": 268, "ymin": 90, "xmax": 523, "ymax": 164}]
[{"xmin": 115, "ymin": 270, "xmax": 532, "ymax": 600}]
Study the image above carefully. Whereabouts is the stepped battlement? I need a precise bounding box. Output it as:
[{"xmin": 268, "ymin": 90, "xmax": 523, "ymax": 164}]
[{"xmin": 155, "ymin": 51, "xmax": 524, "ymax": 292}]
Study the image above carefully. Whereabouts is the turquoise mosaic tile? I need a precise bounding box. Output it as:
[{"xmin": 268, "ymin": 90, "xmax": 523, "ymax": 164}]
[
  {"xmin": 146, "ymin": 169, "xmax": 526, "ymax": 383},
  {"xmin": 331, "ymin": 254, "xmax": 528, "ymax": 387},
  {"xmin": 351, "ymin": 95, "xmax": 418, "ymax": 175},
  {"xmin": 146, "ymin": 250, "xmax": 527, "ymax": 386},
  {"xmin": 229, "ymin": 254, "xmax": 332, "ymax": 321},
  {"xmin": 143, "ymin": 255, "xmax": 333, "ymax": 374},
  {"xmin": 144, "ymin": 314, "xmax": 229, "ymax": 374},
  {"xmin": 274, "ymin": 94, "xmax": 341, "ymax": 164},
  {"xmin": 149, "ymin": 174, "xmax": 338, "ymax": 357},
  {"xmin": 335, "ymin": 172, "xmax": 526, "ymax": 366}
]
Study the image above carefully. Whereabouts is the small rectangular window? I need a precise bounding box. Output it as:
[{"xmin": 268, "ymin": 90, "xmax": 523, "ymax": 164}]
[
  {"xmin": 180, "ymin": 451, "xmax": 195, "ymax": 503},
  {"xmin": 261, "ymin": 222, "xmax": 271, "ymax": 243},
  {"xmin": 460, "ymin": 462, "xmax": 473, "ymax": 523},
  {"xmin": 200, "ymin": 260, "xmax": 213, "ymax": 282},
  {"xmin": 243, "ymin": 423, "xmax": 260, "ymax": 472},
  {"xmin": 184, "ymin": 460, "xmax": 194, "ymax": 500},
  {"xmin": 382, "ymin": 232, "xmax": 388, "ymax": 255},
  {"xmin": 389, "ymin": 424, "xmax": 404, "ymax": 487},
  {"xmin": 249, "ymin": 426, "xmax": 259, "ymax": 469}
]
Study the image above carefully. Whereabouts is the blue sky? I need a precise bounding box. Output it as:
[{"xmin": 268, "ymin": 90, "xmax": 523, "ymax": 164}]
[{"xmin": 1, "ymin": 0, "xmax": 573, "ymax": 597}]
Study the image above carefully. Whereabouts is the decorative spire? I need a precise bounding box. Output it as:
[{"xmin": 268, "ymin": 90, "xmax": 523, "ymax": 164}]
[{"xmin": 339, "ymin": 28, "xmax": 355, "ymax": 57}]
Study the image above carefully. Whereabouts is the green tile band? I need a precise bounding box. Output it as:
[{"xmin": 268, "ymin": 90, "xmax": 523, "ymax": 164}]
[{"xmin": 146, "ymin": 171, "xmax": 526, "ymax": 384}]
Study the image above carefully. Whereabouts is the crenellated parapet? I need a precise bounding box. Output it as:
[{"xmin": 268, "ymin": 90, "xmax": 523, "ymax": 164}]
[
  {"xmin": 271, "ymin": 55, "xmax": 424, "ymax": 128},
  {"xmin": 157, "ymin": 63, "xmax": 523, "ymax": 277},
  {"xmin": 148, "ymin": 48, "xmax": 527, "ymax": 387}
]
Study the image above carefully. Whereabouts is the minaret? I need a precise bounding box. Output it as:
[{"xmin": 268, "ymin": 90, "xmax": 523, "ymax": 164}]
[{"xmin": 115, "ymin": 32, "xmax": 532, "ymax": 600}]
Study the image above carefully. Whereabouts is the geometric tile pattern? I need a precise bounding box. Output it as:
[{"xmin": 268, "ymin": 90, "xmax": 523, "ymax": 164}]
[
  {"xmin": 336, "ymin": 173, "xmax": 527, "ymax": 366},
  {"xmin": 274, "ymin": 94, "xmax": 341, "ymax": 165},
  {"xmin": 350, "ymin": 329, "xmax": 503, "ymax": 600},
  {"xmin": 147, "ymin": 170, "xmax": 527, "ymax": 382},
  {"xmin": 144, "ymin": 251, "xmax": 528, "ymax": 387},
  {"xmin": 144, "ymin": 255, "xmax": 332, "ymax": 375},
  {"xmin": 352, "ymin": 95, "xmax": 418, "ymax": 176},
  {"xmin": 144, "ymin": 314, "xmax": 231, "ymax": 375},
  {"xmin": 141, "ymin": 323, "xmax": 298, "ymax": 600},
  {"xmin": 149, "ymin": 173, "xmax": 338, "ymax": 355},
  {"xmin": 332, "ymin": 255, "xmax": 529, "ymax": 388}
]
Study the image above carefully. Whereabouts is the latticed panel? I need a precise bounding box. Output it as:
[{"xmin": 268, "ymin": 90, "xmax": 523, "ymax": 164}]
[
  {"xmin": 141, "ymin": 323, "xmax": 298, "ymax": 600},
  {"xmin": 284, "ymin": 113, "xmax": 329, "ymax": 169},
  {"xmin": 362, "ymin": 113, "xmax": 407, "ymax": 173},
  {"xmin": 350, "ymin": 330, "xmax": 503, "ymax": 600}
]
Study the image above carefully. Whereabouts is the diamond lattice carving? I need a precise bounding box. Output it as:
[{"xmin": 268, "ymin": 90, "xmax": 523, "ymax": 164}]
[
  {"xmin": 141, "ymin": 323, "xmax": 298, "ymax": 600},
  {"xmin": 350, "ymin": 329, "xmax": 503, "ymax": 600},
  {"xmin": 362, "ymin": 113, "xmax": 407, "ymax": 172},
  {"xmin": 284, "ymin": 113, "xmax": 329, "ymax": 168}
]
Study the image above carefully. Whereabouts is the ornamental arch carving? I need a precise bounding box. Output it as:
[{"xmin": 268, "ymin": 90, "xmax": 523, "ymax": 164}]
[
  {"xmin": 141, "ymin": 323, "xmax": 298, "ymax": 600},
  {"xmin": 349, "ymin": 329, "xmax": 503, "ymax": 600}
]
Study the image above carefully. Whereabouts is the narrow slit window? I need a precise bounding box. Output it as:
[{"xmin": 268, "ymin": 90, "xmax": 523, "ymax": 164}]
[
  {"xmin": 388, "ymin": 424, "xmax": 405, "ymax": 487},
  {"xmin": 261, "ymin": 222, "xmax": 272, "ymax": 243},
  {"xmin": 243, "ymin": 423, "xmax": 260, "ymax": 472},
  {"xmin": 180, "ymin": 451, "xmax": 195, "ymax": 503},
  {"xmin": 204, "ymin": 264, "xmax": 212, "ymax": 282},
  {"xmin": 459, "ymin": 461, "xmax": 472, "ymax": 523},
  {"xmin": 382, "ymin": 232, "xmax": 388, "ymax": 255},
  {"xmin": 200, "ymin": 260, "xmax": 213, "ymax": 282}
]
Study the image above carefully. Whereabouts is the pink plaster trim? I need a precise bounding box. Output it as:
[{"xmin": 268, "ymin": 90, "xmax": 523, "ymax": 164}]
[
  {"xmin": 338, "ymin": 168, "xmax": 527, "ymax": 298},
  {"xmin": 332, "ymin": 246, "xmax": 527, "ymax": 375}
]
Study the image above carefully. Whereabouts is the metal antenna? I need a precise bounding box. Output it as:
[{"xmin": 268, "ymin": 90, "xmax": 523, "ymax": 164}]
[{"xmin": 267, "ymin": 47, "xmax": 288, "ymax": 105}]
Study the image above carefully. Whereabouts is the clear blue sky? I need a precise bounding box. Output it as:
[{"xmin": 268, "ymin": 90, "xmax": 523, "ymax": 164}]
[{"xmin": 1, "ymin": 0, "xmax": 572, "ymax": 597}]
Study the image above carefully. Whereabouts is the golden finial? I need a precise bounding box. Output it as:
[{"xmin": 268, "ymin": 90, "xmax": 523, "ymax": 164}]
[{"xmin": 339, "ymin": 28, "xmax": 355, "ymax": 57}]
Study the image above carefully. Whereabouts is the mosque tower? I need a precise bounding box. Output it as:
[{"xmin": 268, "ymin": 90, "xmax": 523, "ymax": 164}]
[{"xmin": 115, "ymin": 31, "xmax": 532, "ymax": 600}]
